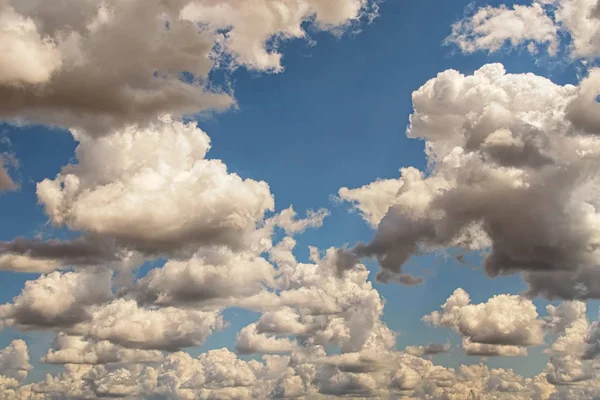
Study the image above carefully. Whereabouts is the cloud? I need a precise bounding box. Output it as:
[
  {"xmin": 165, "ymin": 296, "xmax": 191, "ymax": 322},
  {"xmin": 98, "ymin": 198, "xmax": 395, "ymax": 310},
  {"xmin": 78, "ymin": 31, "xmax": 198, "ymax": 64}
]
[
  {"xmin": 0, "ymin": 340, "xmax": 31, "ymax": 383},
  {"xmin": 0, "ymin": 268, "xmax": 113, "ymax": 329},
  {"xmin": 0, "ymin": 3, "xmax": 62, "ymax": 85},
  {"xmin": 0, "ymin": 0, "xmax": 377, "ymax": 134},
  {"xmin": 41, "ymin": 333, "xmax": 164, "ymax": 365},
  {"xmin": 36, "ymin": 116, "xmax": 275, "ymax": 257},
  {"xmin": 69, "ymin": 299, "xmax": 224, "ymax": 351},
  {"xmin": 24, "ymin": 345, "xmax": 560, "ymax": 399},
  {"xmin": 543, "ymin": 301, "xmax": 598, "ymax": 387},
  {"xmin": 235, "ymin": 323, "xmax": 298, "ymax": 354},
  {"xmin": 405, "ymin": 343, "xmax": 451, "ymax": 357},
  {"xmin": 0, "ymin": 154, "xmax": 16, "ymax": 193},
  {"xmin": 446, "ymin": 2, "xmax": 558, "ymax": 55},
  {"xmin": 133, "ymin": 247, "xmax": 276, "ymax": 307},
  {"xmin": 423, "ymin": 288, "xmax": 545, "ymax": 355},
  {"xmin": 337, "ymin": 64, "xmax": 600, "ymax": 298},
  {"xmin": 461, "ymin": 337, "xmax": 528, "ymax": 357},
  {"xmin": 446, "ymin": 0, "xmax": 600, "ymax": 60},
  {"xmin": 269, "ymin": 206, "xmax": 330, "ymax": 235}
]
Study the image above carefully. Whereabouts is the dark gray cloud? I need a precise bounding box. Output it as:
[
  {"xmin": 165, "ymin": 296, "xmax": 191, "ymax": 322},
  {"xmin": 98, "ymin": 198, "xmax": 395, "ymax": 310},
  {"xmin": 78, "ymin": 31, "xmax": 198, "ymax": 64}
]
[{"xmin": 0, "ymin": 236, "xmax": 119, "ymax": 267}]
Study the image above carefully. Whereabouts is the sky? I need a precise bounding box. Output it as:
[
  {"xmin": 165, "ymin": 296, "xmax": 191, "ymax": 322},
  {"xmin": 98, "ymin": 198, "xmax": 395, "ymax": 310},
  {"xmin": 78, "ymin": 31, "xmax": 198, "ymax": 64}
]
[{"xmin": 1, "ymin": 0, "xmax": 600, "ymax": 399}]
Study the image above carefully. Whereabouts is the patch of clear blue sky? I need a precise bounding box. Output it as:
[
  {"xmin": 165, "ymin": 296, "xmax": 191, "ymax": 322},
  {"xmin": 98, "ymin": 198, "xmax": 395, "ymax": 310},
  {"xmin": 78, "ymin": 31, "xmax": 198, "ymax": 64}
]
[{"xmin": 0, "ymin": 0, "xmax": 598, "ymax": 383}]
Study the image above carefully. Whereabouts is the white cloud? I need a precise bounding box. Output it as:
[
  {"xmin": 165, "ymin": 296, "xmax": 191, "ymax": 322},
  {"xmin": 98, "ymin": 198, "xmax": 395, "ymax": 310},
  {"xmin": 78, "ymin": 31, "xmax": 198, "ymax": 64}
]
[
  {"xmin": 446, "ymin": 2, "xmax": 558, "ymax": 55},
  {"xmin": 235, "ymin": 323, "xmax": 298, "ymax": 354},
  {"xmin": 0, "ymin": 340, "xmax": 31, "ymax": 383},
  {"xmin": 69, "ymin": 299, "xmax": 224, "ymax": 351},
  {"xmin": 447, "ymin": 0, "xmax": 600, "ymax": 60},
  {"xmin": 424, "ymin": 288, "xmax": 545, "ymax": 355},
  {"xmin": 0, "ymin": 5, "xmax": 62, "ymax": 85},
  {"xmin": 41, "ymin": 333, "xmax": 164, "ymax": 365},
  {"xmin": 37, "ymin": 116, "xmax": 275, "ymax": 256},
  {"xmin": 134, "ymin": 247, "xmax": 276, "ymax": 307},
  {"xmin": 0, "ymin": 268, "xmax": 113, "ymax": 329}
]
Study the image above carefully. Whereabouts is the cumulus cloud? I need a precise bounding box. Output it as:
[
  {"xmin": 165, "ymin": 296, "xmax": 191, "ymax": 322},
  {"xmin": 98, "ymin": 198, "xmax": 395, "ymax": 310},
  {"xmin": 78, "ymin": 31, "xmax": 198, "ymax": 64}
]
[
  {"xmin": 133, "ymin": 248, "xmax": 276, "ymax": 307},
  {"xmin": 423, "ymin": 288, "xmax": 545, "ymax": 355},
  {"xmin": 0, "ymin": 268, "xmax": 113, "ymax": 329},
  {"xmin": 0, "ymin": 340, "xmax": 31, "ymax": 383},
  {"xmin": 0, "ymin": 3, "xmax": 62, "ymax": 85},
  {"xmin": 69, "ymin": 299, "xmax": 224, "ymax": 351},
  {"xmin": 41, "ymin": 333, "xmax": 164, "ymax": 365},
  {"xmin": 235, "ymin": 323, "xmax": 298, "ymax": 354},
  {"xmin": 268, "ymin": 206, "xmax": 330, "ymax": 235},
  {"xmin": 446, "ymin": 2, "xmax": 559, "ymax": 55},
  {"xmin": 405, "ymin": 343, "xmax": 451, "ymax": 357},
  {"xmin": 338, "ymin": 64, "xmax": 600, "ymax": 298},
  {"xmin": 0, "ymin": 0, "xmax": 377, "ymax": 134},
  {"xmin": 36, "ymin": 116, "xmax": 275, "ymax": 257},
  {"xmin": 22, "ymin": 342, "xmax": 563, "ymax": 399},
  {"xmin": 446, "ymin": 0, "xmax": 600, "ymax": 60}
]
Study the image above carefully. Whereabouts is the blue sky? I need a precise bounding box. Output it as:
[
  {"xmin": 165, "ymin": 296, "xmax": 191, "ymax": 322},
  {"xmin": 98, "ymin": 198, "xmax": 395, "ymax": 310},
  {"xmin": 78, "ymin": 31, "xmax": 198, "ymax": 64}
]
[{"xmin": 1, "ymin": 0, "xmax": 600, "ymax": 398}]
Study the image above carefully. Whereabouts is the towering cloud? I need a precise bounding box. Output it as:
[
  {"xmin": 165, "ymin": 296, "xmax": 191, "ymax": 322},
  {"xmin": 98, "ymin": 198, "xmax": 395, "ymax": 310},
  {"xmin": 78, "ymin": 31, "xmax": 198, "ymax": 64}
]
[{"xmin": 338, "ymin": 63, "xmax": 600, "ymax": 298}]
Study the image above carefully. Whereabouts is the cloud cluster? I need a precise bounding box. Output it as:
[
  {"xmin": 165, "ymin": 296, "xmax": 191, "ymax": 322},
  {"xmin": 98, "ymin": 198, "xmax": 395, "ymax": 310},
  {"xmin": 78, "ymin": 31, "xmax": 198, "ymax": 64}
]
[
  {"xmin": 19, "ymin": 344, "xmax": 562, "ymax": 399},
  {"xmin": 338, "ymin": 63, "xmax": 600, "ymax": 298},
  {"xmin": 446, "ymin": 0, "xmax": 600, "ymax": 60},
  {"xmin": 0, "ymin": 0, "xmax": 377, "ymax": 134},
  {"xmin": 1, "ymin": 254, "xmax": 599, "ymax": 398}
]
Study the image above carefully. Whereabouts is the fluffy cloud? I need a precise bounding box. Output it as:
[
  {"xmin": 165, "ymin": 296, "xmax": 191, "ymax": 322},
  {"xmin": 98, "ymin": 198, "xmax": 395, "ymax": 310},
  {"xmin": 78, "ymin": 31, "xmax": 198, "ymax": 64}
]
[
  {"xmin": 36, "ymin": 116, "xmax": 275, "ymax": 257},
  {"xmin": 235, "ymin": 323, "xmax": 298, "ymax": 354},
  {"xmin": 0, "ymin": 340, "xmax": 31, "ymax": 383},
  {"xmin": 41, "ymin": 333, "xmax": 164, "ymax": 365},
  {"xmin": 446, "ymin": 0, "xmax": 600, "ymax": 60},
  {"xmin": 542, "ymin": 301, "xmax": 600, "ymax": 392},
  {"xmin": 0, "ymin": 268, "xmax": 113, "ymax": 329},
  {"xmin": 338, "ymin": 63, "xmax": 600, "ymax": 298},
  {"xmin": 133, "ymin": 248, "xmax": 276, "ymax": 308},
  {"xmin": 0, "ymin": 3, "xmax": 62, "ymax": 85},
  {"xmin": 423, "ymin": 288, "xmax": 545, "ymax": 355},
  {"xmin": 446, "ymin": 2, "xmax": 559, "ymax": 55},
  {"xmin": 69, "ymin": 299, "xmax": 223, "ymax": 351},
  {"xmin": 268, "ymin": 206, "xmax": 329, "ymax": 235},
  {"xmin": 23, "ymin": 342, "xmax": 564, "ymax": 399},
  {"xmin": 0, "ymin": 0, "xmax": 377, "ymax": 134}
]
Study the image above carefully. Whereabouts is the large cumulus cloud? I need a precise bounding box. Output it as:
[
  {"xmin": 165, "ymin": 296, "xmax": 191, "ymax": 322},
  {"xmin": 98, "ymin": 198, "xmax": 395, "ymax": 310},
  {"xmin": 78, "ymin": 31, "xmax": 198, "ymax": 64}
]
[
  {"xmin": 36, "ymin": 116, "xmax": 274, "ymax": 257},
  {"xmin": 338, "ymin": 63, "xmax": 600, "ymax": 298}
]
